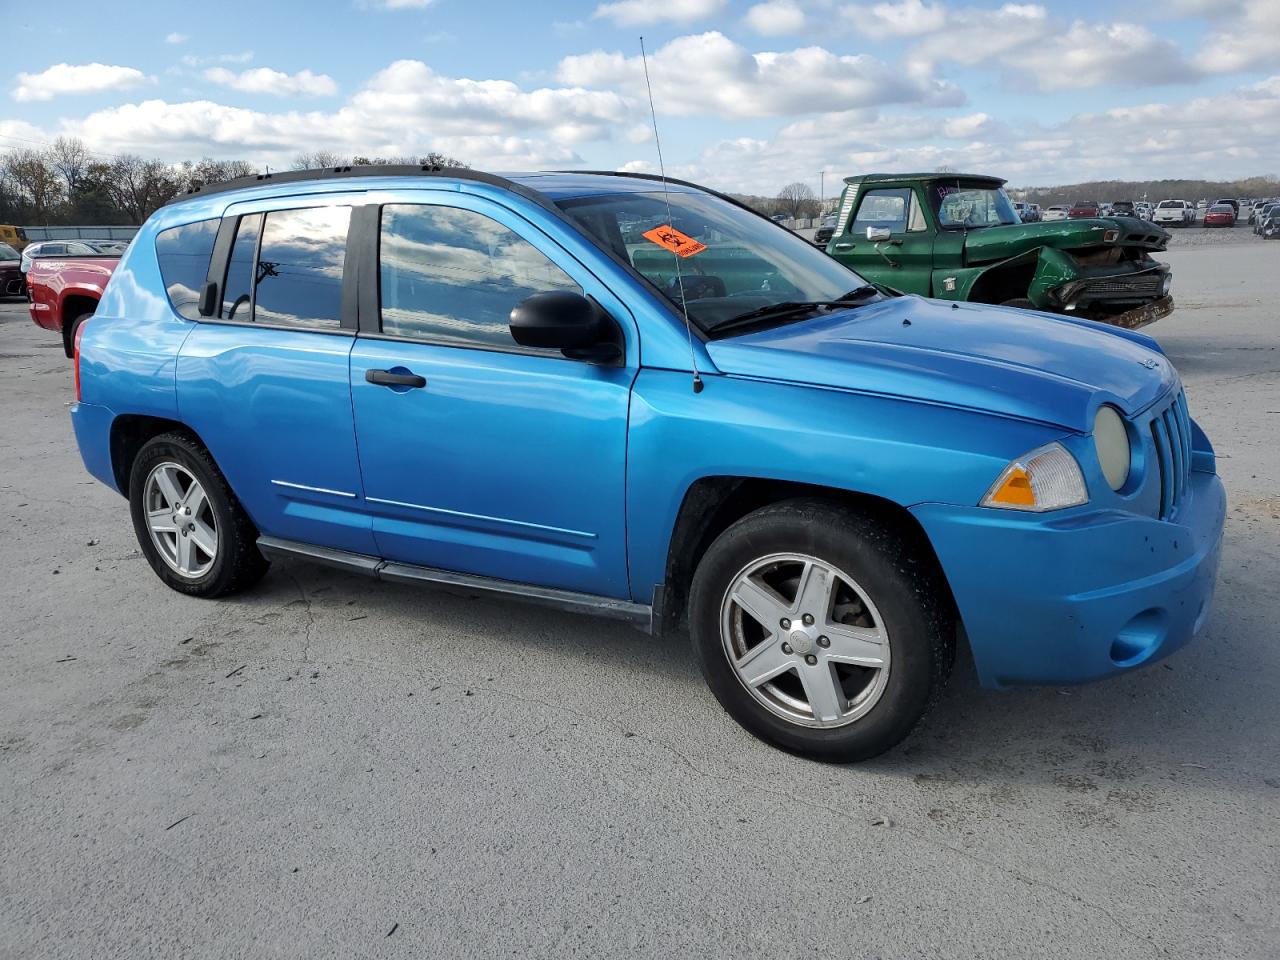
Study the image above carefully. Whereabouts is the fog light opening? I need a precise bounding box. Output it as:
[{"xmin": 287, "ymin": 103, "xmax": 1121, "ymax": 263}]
[{"xmin": 1110, "ymin": 609, "xmax": 1168, "ymax": 667}]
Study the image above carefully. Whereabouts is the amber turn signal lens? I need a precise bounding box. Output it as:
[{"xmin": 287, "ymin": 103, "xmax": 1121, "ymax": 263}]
[{"xmin": 986, "ymin": 466, "xmax": 1036, "ymax": 507}]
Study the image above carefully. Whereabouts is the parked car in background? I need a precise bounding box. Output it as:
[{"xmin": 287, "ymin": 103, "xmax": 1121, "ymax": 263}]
[
  {"xmin": 1135, "ymin": 202, "xmax": 1154, "ymax": 221},
  {"xmin": 813, "ymin": 215, "xmax": 837, "ymax": 248},
  {"xmin": 1247, "ymin": 200, "xmax": 1274, "ymax": 225},
  {"xmin": 0, "ymin": 225, "xmax": 28, "ymax": 251},
  {"xmin": 0, "ymin": 243, "xmax": 25, "ymax": 298},
  {"xmin": 1203, "ymin": 204, "xmax": 1236, "ymax": 227},
  {"xmin": 1043, "ymin": 205, "xmax": 1069, "ymax": 222},
  {"xmin": 1025, "ymin": 203, "xmax": 1042, "ymax": 222},
  {"xmin": 26, "ymin": 249, "xmax": 120, "ymax": 356},
  {"xmin": 68, "ymin": 165, "xmax": 1224, "ymax": 761},
  {"xmin": 84, "ymin": 239, "xmax": 129, "ymax": 254},
  {"xmin": 1153, "ymin": 200, "xmax": 1195, "ymax": 227},
  {"xmin": 1068, "ymin": 201, "xmax": 1100, "ymax": 219},
  {"xmin": 1260, "ymin": 206, "xmax": 1280, "ymax": 239},
  {"xmin": 20, "ymin": 239, "xmax": 101, "ymax": 274},
  {"xmin": 1214, "ymin": 199, "xmax": 1240, "ymax": 217},
  {"xmin": 1255, "ymin": 203, "xmax": 1280, "ymax": 237},
  {"xmin": 1111, "ymin": 201, "xmax": 1136, "ymax": 218},
  {"xmin": 827, "ymin": 173, "xmax": 1172, "ymax": 328}
]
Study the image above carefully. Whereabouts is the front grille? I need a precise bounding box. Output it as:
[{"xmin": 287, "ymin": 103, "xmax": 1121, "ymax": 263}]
[
  {"xmin": 1149, "ymin": 391, "xmax": 1192, "ymax": 520},
  {"xmin": 1084, "ymin": 272, "xmax": 1164, "ymax": 298}
]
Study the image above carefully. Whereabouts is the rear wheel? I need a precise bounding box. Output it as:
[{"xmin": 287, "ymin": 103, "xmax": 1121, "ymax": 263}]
[
  {"xmin": 128, "ymin": 433, "xmax": 268, "ymax": 597},
  {"xmin": 689, "ymin": 499, "xmax": 954, "ymax": 761},
  {"xmin": 63, "ymin": 311, "xmax": 93, "ymax": 358}
]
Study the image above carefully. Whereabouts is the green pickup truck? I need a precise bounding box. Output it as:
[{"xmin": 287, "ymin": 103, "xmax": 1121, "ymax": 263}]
[{"xmin": 825, "ymin": 173, "xmax": 1173, "ymax": 329}]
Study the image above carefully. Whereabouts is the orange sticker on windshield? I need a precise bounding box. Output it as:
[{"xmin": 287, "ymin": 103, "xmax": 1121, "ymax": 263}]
[{"xmin": 642, "ymin": 224, "xmax": 706, "ymax": 258}]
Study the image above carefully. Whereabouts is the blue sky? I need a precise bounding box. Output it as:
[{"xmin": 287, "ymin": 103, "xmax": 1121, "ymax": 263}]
[{"xmin": 3, "ymin": 0, "xmax": 1276, "ymax": 194}]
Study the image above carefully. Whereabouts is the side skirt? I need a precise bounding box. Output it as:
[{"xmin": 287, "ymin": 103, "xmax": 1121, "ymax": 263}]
[{"xmin": 257, "ymin": 535, "xmax": 654, "ymax": 632}]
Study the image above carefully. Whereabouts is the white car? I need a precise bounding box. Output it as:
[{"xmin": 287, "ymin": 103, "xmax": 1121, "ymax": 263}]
[
  {"xmin": 1042, "ymin": 205, "xmax": 1069, "ymax": 222},
  {"xmin": 1153, "ymin": 200, "xmax": 1195, "ymax": 227}
]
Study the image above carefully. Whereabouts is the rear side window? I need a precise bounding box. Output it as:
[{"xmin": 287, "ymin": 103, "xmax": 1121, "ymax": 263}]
[
  {"xmin": 378, "ymin": 204, "xmax": 578, "ymax": 349},
  {"xmin": 155, "ymin": 219, "xmax": 218, "ymax": 320},
  {"xmin": 252, "ymin": 207, "xmax": 349, "ymax": 329},
  {"xmin": 220, "ymin": 214, "xmax": 262, "ymax": 321}
]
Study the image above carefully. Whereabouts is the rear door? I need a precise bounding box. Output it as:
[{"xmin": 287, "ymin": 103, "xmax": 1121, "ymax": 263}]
[
  {"xmin": 347, "ymin": 192, "xmax": 635, "ymax": 599},
  {"xmin": 176, "ymin": 194, "xmax": 376, "ymax": 555},
  {"xmin": 832, "ymin": 187, "xmax": 934, "ymax": 295}
]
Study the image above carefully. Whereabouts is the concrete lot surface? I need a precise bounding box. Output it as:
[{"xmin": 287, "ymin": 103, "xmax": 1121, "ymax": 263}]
[{"xmin": 1, "ymin": 246, "xmax": 1277, "ymax": 959}]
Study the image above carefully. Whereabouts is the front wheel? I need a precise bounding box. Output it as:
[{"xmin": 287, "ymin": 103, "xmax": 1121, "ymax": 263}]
[{"xmin": 689, "ymin": 499, "xmax": 954, "ymax": 761}]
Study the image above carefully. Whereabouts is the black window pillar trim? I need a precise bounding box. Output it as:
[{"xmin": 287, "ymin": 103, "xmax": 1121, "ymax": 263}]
[
  {"xmin": 204, "ymin": 217, "xmax": 239, "ymax": 319},
  {"xmin": 340, "ymin": 204, "xmax": 369, "ymax": 333},
  {"xmin": 351, "ymin": 203, "xmax": 380, "ymax": 335}
]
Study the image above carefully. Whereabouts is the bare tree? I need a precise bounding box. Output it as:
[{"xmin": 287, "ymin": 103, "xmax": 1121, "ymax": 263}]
[
  {"xmin": 48, "ymin": 137, "xmax": 92, "ymax": 197},
  {"xmin": 292, "ymin": 150, "xmax": 349, "ymax": 170},
  {"xmin": 107, "ymin": 155, "xmax": 179, "ymax": 223},
  {"xmin": 2, "ymin": 148, "xmax": 64, "ymax": 222},
  {"xmin": 176, "ymin": 158, "xmax": 257, "ymax": 194},
  {"xmin": 775, "ymin": 181, "xmax": 819, "ymax": 220}
]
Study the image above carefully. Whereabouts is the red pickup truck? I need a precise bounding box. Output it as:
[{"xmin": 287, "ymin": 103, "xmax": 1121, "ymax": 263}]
[{"xmin": 27, "ymin": 253, "xmax": 120, "ymax": 356}]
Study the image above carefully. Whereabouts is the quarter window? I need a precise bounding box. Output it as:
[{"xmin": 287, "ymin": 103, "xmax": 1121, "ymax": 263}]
[
  {"xmin": 378, "ymin": 204, "xmax": 579, "ymax": 349},
  {"xmin": 155, "ymin": 218, "xmax": 218, "ymax": 320},
  {"xmin": 220, "ymin": 214, "xmax": 262, "ymax": 321}
]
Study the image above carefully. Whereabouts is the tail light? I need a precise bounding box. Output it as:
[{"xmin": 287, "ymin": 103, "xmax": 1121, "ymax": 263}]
[{"xmin": 73, "ymin": 318, "xmax": 89, "ymax": 401}]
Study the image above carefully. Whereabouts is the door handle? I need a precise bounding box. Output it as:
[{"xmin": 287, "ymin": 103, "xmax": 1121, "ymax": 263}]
[
  {"xmin": 366, "ymin": 369, "xmax": 426, "ymax": 388},
  {"xmin": 833, "ymin": 242, "xmax": 855, "ymax": 250}
]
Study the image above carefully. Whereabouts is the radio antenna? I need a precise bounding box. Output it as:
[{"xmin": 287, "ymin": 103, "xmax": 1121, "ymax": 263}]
[{"xmin": 640, "ymin": 36, "xmax": 703, "ymax": 394}]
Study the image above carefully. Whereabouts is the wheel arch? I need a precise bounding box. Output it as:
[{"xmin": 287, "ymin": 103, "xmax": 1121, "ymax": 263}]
[
  {"xmin": 108, "ymin": 414, "xmax": 210, "ymax": 496},
  {"xmin": 657, "ymin": 476, "xmax": 954, "ymax": 636},
  {"xmin": 60, "ymin": 293, "xmax": 100, "ymax": 355}
]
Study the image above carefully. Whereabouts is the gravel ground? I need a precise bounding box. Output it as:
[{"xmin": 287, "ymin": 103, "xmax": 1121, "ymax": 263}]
[
  {"xmin": 1, "ymin": 245, "xmax": 1277, "ymax": 959},
  {"xmin": 1164, "ymin": 223, "xmax": 1271, "ymax": 247}
]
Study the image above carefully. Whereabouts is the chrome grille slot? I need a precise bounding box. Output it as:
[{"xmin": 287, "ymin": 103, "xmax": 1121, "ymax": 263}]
[{"xmin": 1148, "ymin": 390, "xmax": 1189, "ymax": 520}]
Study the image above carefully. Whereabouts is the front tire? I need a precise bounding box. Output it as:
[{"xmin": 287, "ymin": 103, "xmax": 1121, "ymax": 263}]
[
  {"xmin": 128, "ymin": 433, "xmax": 268, "ymax": 597},
  {"xmin": 689, "ymin": 499, "xmax": 954, "ymax": 761}
]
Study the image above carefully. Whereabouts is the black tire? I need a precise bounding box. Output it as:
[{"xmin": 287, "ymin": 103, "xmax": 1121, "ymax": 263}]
[
  {"xmin": 688, "ymin": 498, "xmax": 954, "ymax": 762},
  {"xmin": 63, "ymin": 311, "xmax": 93, "ymax": 358},
  {"xmin": 128, "ymin": 432, "xmax": 269, "ymax": 598},
  {"xmin": 1000, "ymin": 297, "xmax": 1037, "ymax": 310}
]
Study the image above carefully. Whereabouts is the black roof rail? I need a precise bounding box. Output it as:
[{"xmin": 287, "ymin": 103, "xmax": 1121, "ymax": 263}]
[
  {"xmin": 164, "ymin": 164, "xmax": 561, "ymax": 213},
  {"xmin": 555, "ymin": 169, "xmax": 780, "ymax": 225}
]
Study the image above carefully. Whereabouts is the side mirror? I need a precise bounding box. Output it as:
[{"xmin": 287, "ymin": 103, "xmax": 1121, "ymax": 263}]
[
  {"xmin": 510, "ymin": 290, "xmax": 621, "ymax": 363},
  {"xmin": 866, "ymin": 226, "xmax": 892, "ymax": 243},
  {"xmin": 198, "ymin": 281, "xmax": 218, "ymax": 317}
]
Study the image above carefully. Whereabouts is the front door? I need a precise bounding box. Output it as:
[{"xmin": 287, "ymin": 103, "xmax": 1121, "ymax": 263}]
[
  {"xmin": 831, "ymin": 186, "xmax": 935, "ymax": 295},
  {"xmin": 348, "ymin": 194, "xmax": 635, "ymax": 599}
]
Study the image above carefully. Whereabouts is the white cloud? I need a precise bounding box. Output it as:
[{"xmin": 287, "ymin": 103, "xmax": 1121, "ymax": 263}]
[
  {"xmin": 374, "ymin": 0, "xmax": 436, "ymax": 7},
  {"xmin": 204, "ymin": 66, "xmax": 338, "ymax": 97},
  {"xmin": 181, "ymin": 51, "xmax": 254, "ymax": 67},
  {"xmin": 744, "ymin": 1, "xmax": 806, "ymax": 35},
  {"xmin": 1197, "ymin": 0, "xmax": 1280, "ymax": 74},
  {"xmin": 848, "ymin": 2, "xmax": 1198, "ymax": 90},
  {"xmin": 165, "ymin": 32, "xmax": 189, "ymax": 44},
  {"xmin": 13, "ymin": 62, "xmax": 149, "ymax": 102},
  {"xmin": 592, "ymin": 0, "xmax": 725, "ymax": 26},
  {"xmin": 942, "ymin": 112, "xmax": 995, "ymax": 138},
  {"xmin": 557, "ymin": 32, "xmax": 963, "ymax": 118}
]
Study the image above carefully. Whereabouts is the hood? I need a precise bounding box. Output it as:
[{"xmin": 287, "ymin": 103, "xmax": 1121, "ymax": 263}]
[
  {"xmin": 962, "ymin": 218, "xmax": 1168, "ymax": 264},
  {"xmin": 705, "ymin": 295, "xmax": 1176, "ymax": 433}
]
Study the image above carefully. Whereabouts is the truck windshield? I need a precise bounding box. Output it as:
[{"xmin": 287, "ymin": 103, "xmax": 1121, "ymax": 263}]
[
  {"xmin": 928, "ymin": 182, "xmax": 1019, "ymax": 229},
  {"xmin": 556, "ymin": 189, "xmax": 868, "ymax": 334}
]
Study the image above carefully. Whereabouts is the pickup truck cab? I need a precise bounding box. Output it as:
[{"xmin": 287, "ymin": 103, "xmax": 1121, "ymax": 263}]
[
  {"xmin": 826, "ymin": 173, "xmax": 1173, "ymax": 329},
  {"xmin": 27, "ymin": 251, "xmax": 120, "ymax": 355},
  {"xmin": 70, "ymin": 166, "xmax": 1225, "ymax": 760}
]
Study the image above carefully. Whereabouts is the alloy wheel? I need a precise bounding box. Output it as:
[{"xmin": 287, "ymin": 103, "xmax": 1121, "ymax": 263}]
[{"xmin": 143, "ymin": 462, "xmax": 218, "ymax": 578}]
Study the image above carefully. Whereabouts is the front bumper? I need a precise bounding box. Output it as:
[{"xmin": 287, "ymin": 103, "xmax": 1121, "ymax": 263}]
[{"xmin": 911, "ymin": 468, "xmax": 1226, "ymax": 688}]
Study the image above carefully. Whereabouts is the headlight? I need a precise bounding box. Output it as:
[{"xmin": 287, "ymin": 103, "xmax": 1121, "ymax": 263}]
[
  {"xmin": 1160, "ymin": 273, "xmax": 1172, "ymax": 296},
  {"xmin": 981, "ymin": 442, "xmax": 1088, "ymax": 512},
  {"xmin": 1093, "ymin": 405, "xmax": 1131, "ymax": 491}
]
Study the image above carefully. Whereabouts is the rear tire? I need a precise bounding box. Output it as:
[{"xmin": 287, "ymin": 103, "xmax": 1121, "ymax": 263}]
[
  {"xmin": 128, "ymin": 433, "xmax": 269, "ymax": 598},
  {"xmin": 688, "ymin": 499, "xmax": 954, "ymax": 762},
  {"xmin": 63, "ymin": 311, "xmax": 93, "ymax": 358}
]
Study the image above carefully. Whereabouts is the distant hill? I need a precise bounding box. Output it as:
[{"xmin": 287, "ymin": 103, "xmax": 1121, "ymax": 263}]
[{"xmin": 1010, "ymin": 175, "xmax": 1280, "ymax": 206}]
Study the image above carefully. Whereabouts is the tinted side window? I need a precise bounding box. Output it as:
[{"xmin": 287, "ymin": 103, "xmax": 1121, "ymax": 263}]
[
  {"xmin": 253, "ymin": 207, "xmax": 349, "ymax": 329},
  {"xmin": 379, "ymin": 204, "xmax": 579, "ymax": 349},
  {"xmin": 220, "ymin": 214, "xmax": 262, "ymax": 320},
  {"xmin": 155, "ymin": 218, "xmax": 218, "ymax": 320}
]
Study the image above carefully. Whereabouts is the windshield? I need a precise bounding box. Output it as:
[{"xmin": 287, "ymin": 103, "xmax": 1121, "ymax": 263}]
[
  {"xmin": 0, "ymin": 243, "xmax": 17, "ymax": 261},
  {"xmin": 1157, "ymin": 201, "xmax": 1181, "ymax": 208},
  {"xmin": 927, "ymin": 182, "xmax": 1019, "ymax": 229},
  {"xmin": 557, "ymin": 190, "xmax": 869, "ymax": 333}
]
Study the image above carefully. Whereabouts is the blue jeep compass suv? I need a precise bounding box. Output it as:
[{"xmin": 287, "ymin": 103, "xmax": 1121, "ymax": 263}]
[{"xmin": 69, "ymin": 166, "xmax": 1226, "ymax": 760}]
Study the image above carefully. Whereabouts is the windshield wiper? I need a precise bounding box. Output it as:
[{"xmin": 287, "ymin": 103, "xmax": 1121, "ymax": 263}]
[{"xmin": 706, "ymin": 287, "xmax": 880, "ymax": 336}]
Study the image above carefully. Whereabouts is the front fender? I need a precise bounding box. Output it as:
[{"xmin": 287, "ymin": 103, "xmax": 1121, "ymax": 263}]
[
  {"xmin": 933, "ymin": 246, "xmax": 1076, "ymax": 310},
  {"xmin": 625, "ymin": 369, "xmax": 1064, "ymax": 600}
]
